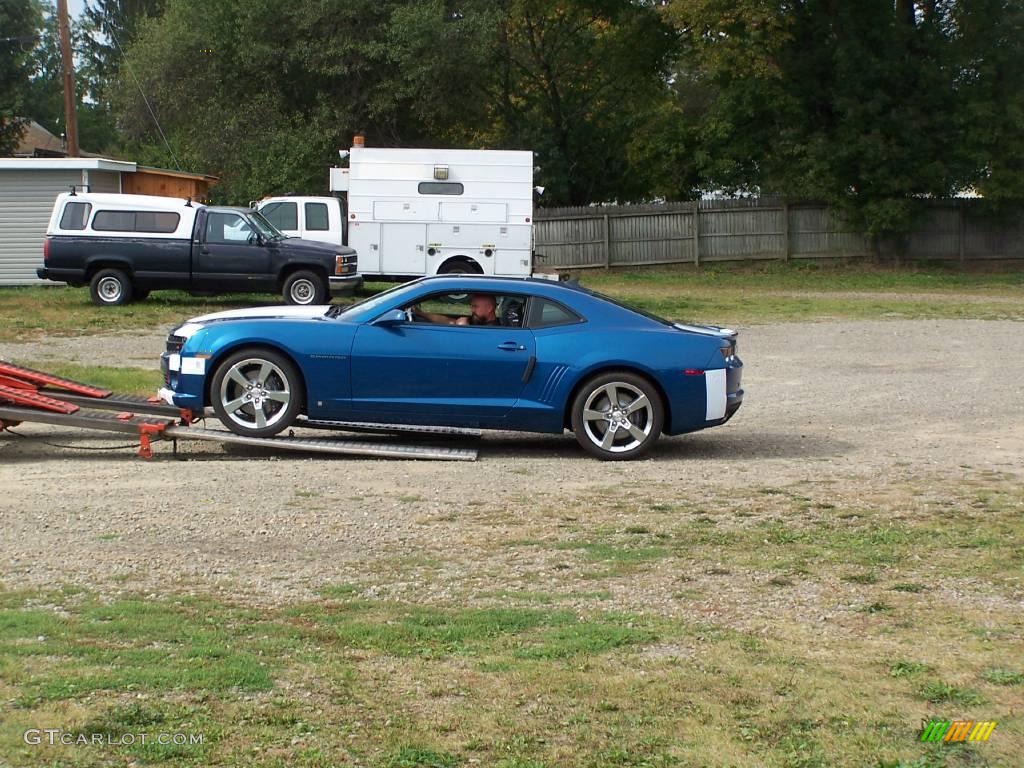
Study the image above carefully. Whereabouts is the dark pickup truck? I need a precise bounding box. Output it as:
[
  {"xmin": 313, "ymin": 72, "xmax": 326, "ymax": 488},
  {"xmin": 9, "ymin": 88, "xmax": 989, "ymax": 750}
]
[{"xmin": 38, "ymin": 192, "xmax": 361, "ymax": 306}]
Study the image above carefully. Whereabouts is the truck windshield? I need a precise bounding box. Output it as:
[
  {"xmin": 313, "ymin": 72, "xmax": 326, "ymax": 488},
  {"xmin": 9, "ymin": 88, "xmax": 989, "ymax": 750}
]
[{"xmin": 248, "ymin": 210, "xmax": 286, "ymax": 241}]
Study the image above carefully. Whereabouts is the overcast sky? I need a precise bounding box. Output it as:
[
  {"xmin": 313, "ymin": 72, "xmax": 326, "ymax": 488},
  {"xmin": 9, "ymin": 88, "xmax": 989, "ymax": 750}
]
[{"xmin": 68, "ymin": 0, "xmax": 86, "ymax": 19}]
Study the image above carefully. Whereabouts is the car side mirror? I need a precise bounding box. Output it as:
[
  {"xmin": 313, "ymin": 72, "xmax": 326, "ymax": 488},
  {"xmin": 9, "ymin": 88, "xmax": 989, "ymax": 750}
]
[{"xmin": 372, "ymin": 308, "xmax": 407, "ymax": 326}]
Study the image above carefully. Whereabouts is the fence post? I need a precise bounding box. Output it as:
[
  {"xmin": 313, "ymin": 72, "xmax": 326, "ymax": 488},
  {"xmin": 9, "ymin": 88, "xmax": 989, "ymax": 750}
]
[
  {"xmin": 603, "ymin": 214, "xmax": 610, "ymax": 269},
  {"xmin": 958, "ymin": 201, "xmax": 966, "ymax": 266},
  {"xmin": 782, "ymin": 201, "xmax": 790, "ymax": 261},
  {"xmin": 692, "ymin": 201, "xmax": 700, "ymax": 267}
]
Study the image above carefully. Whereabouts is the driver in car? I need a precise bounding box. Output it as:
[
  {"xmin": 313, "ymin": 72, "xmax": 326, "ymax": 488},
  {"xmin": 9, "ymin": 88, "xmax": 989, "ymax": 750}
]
[{"xmin": 412, "ymin": 294, "xmax": 501, "ymax": 326}]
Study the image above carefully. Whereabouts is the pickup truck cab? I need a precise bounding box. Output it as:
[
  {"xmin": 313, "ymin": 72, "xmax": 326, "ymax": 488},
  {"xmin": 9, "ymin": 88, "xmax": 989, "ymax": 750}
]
[{"xmin": 38, "ymin": 192, "xmax": 361, "ymax": 306}]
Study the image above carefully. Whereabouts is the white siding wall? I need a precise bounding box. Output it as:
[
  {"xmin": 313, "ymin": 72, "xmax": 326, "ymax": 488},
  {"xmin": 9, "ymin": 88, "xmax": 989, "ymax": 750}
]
[{"xmin": 0, "ymin": 170, "xmax": 120, "ymax": 285}]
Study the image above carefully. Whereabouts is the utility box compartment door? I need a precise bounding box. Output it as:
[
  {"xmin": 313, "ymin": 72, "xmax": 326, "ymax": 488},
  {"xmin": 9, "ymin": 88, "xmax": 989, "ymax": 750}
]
[
  {"xmin": 348, "ymin": 222, "xmax": 381, "ymax": 273},
  {"xmin": 382, "ymin": 223, "xmax": 426, "ymax": 274},
  {"xmin": 374, "ymin": 201, "xmax": 438, "ymax": 222},
  {"xmin": 440, "ymin": 202, "xmax": 508, "ymax": 223}
]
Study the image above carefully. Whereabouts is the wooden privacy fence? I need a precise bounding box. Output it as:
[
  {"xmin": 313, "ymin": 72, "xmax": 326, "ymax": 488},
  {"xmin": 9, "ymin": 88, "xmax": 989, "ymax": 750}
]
[{"xmin": 532, "ymin": 199, "xmax": 1024, "ymax": 268}]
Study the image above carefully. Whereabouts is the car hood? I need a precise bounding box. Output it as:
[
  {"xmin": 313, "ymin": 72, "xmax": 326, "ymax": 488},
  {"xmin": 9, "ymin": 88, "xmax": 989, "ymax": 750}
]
[{"xmin": 173, "ymin": 305, "xmax": 330, "ymax": 339}]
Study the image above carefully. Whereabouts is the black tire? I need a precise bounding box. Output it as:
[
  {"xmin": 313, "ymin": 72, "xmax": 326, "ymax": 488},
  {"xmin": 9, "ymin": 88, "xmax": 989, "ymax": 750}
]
[
  {"xmin": 89, "ymin": 268, "xmax": 133, "ymax": 306},
  {"xmin": 210, "ymin": 348, "xmax": 303, "ymax": 438},
  {"xmin": 283, "ymin": 270, "xmax": 327, "ymax": 305},
  {"xmin": 437, "ymin": 258, "xmax": 482, "ymax": 276},
  {"xmin": 570, "ymin": 372, "xmax": 664, "ymax": 460},
  {"xmin": 133, "ymin": 289, "xmax": 150, "ymax": 302}
]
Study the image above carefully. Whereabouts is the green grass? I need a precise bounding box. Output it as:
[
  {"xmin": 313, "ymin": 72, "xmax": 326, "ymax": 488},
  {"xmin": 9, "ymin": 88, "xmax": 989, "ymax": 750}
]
[
  {"xmin": 22, "ymin": 360, "xmax": 162, "ymax": 395},
  {"xmin": 1, "ymin": 437, "xmax": 1021, "ymax": 766},
  {"xmin": 2, "ymin": 262, "xmax": 1021, "ymax": 343},
  {"xmin": 0, "ymin": 286, "xmax": 290, "ymax": 342},
  {"xmin": 576, "ymin": 261, "xmax": 1024, "ymax": 324}
]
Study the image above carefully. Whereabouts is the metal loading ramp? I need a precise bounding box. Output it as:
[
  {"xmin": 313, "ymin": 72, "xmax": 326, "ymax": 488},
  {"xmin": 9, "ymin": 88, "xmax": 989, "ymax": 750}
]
[
  {"xmin": 0, "ymin": 360, "xmax": 479, "ymax": 461},
  {"xmin": 165, "ymin": 426, "xmax": 477, "ymax": 460}
]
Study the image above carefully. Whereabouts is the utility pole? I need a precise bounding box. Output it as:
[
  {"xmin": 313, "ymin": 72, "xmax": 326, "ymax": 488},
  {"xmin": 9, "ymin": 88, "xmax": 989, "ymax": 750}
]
[{"xmin": 56, "ymin": 0, "xmax": 79, "ymax": 157}]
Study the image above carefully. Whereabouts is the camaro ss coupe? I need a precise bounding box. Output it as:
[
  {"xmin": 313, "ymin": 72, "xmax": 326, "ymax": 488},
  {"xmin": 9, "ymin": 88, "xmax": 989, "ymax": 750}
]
[{"xmin": 159, "ymin": 276, "xmax": 743, "ymax": 460}]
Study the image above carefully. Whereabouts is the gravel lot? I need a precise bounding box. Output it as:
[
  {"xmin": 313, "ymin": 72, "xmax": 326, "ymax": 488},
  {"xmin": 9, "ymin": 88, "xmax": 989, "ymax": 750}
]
[{"xmin": 1, "ymin": 319, "xmax": 1021, "ymax": 620}]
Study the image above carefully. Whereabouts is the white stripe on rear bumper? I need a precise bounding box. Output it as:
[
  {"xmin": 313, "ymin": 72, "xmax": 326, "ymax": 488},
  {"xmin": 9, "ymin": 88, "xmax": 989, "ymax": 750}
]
[{"xmin": 705, "ymin": 369, "xmax": 727, "ymax": 420}]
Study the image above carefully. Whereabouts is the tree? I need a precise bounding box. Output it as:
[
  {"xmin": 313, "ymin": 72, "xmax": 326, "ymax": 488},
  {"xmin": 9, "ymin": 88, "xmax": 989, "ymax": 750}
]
[
  {"xmin": 664, "ymin": 0, "xmax": 1024, "ymax": 233},
  {"xmin": 485, "ymin": 0, "xmax": 679, "ymax": 205},
  {"xmin": 18, "ymin": 2, "xmax": 120, "ymax": 154},
  {"xmin": 112, "ymin": 0, "xmax": 680, "ymax": 205},
  {"xmin": 79, "ymin": 0, "xmax": 165, "ymax": 94},
  {"xmin": 951, "ymin": 0, "xmax": 1024, "ymax": 201},
  {"xmin": 0, "ymin": 0, "xmax": 43, "ymax": 155}
]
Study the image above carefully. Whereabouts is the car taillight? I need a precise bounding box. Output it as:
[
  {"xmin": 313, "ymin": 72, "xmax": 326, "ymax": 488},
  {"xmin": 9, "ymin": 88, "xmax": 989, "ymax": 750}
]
[
  {"xmin": 43, "ymin": 238, "xmax": 50, "ymax": 262},
  {"xmin": 720, "ymin": 342, "xmax": 736, "ymax": 360}
]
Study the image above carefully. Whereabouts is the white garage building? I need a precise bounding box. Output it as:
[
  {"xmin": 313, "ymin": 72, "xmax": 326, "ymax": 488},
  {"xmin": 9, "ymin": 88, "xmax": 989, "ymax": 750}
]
[{"xmin": 0, "ymin": 158, "xmax": 131, "ymax": 285}]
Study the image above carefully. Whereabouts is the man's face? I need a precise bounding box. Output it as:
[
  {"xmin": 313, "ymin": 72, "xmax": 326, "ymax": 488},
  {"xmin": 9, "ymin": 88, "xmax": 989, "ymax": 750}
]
[{"xmin": 469, "ymin": 295, "xmax": 497, "ymax": 320}]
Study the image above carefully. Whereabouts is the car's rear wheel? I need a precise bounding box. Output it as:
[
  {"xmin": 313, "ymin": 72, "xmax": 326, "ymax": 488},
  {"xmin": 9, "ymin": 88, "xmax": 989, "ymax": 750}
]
[
  {"xmin": 283, "ymin": 270, "xmax": 327, "ymax": 305},
  {"xmin": 211, "ymin": 349, "xmax": 302, "ymax": 438},
  {"xmin": 89, "ymin": 268, "xmax": 133, "ymax": 306},
  {"xmin": 570, "ymin": 372, "xmax": 663, "ymax": 460}
]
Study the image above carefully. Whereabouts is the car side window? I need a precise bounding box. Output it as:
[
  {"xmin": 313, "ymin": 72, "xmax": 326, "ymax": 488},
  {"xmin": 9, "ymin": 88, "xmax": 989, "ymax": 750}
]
[
  {"xmin": 404, "ymin": 293, "xmax": 528, "ymax": 327},
  {"xmin": 206, "ymin": 212, "xmax": 253, "ymax": 244},
  {"xmin": 60, "ymin": 201, "xmax": 91, "ymax": 230},
  {"xmin": 261, "ymin": 202, "xmax": 297, "ymax": 230},
  {"xmin": 526, "ymin": 298, "xmax": 583, "ymax": 329}
]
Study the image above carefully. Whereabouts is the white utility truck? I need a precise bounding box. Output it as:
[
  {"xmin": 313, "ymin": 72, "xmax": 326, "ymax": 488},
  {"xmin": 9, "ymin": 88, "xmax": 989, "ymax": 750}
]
[{"xmin": 256, "ymin": 140, "xmax": 540, "ymax": 280}]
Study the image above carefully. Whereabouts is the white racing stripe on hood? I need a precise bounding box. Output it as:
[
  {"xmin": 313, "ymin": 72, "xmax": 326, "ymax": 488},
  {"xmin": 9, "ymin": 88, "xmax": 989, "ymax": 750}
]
[{"xmin": 174, "ymin": 305, "xmax": 331, "ymax": 339}]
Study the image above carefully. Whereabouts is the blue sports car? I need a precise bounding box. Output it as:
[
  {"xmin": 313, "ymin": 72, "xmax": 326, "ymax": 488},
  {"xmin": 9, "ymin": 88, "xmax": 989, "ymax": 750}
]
[{"xmin": 159, "ymin": 276, "xmax": 743, "ymax": 460}]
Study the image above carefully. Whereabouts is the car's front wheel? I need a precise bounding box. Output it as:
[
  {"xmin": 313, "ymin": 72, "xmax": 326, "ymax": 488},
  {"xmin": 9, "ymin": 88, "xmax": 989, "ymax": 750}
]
[
  {"xmin": 210, "ymin": 349, "xmax": 303, "ymax": 438},
  {"xmin": 570, "ymin": 372, "xmax": 664, "ymax": 460}
]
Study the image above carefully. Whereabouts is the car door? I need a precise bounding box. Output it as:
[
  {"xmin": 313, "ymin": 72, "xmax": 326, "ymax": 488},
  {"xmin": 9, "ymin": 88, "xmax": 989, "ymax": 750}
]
[
  {"xmin": 192, "ymin": 211, "xmax": 273, "ymax": 291},
  {"xmin": 349, "ymin": 318, "xmax": 535, "ymax": 422}
]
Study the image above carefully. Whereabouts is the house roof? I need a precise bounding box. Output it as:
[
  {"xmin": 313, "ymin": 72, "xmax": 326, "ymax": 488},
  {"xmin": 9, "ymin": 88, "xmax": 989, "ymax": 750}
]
[{"xmin": 0, "ymin": 157, "xmax": 137, "ymax": 172}]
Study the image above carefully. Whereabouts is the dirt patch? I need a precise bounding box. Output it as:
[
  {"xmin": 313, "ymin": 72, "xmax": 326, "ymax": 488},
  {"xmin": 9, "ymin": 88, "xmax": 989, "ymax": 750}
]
[{"xmin": 1, "ymin": 319, "xmax": 1021, "ymax": 625}]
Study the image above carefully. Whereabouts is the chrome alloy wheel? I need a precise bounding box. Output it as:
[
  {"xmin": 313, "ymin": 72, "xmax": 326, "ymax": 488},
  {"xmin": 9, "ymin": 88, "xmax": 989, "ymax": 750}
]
[
  {"xmin": 580, "ymin": 381, "xmax": 654, "ymax": 454},
  {"xmin": 217, "ymin": 358, "xmax": 292, "ymax": 431}
]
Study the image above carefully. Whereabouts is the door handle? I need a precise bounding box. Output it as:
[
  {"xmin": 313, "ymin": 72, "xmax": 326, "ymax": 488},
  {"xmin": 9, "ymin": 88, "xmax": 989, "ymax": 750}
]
[
  {"xmin": 200, "ymin": 247, "xmax": 210, "ymax": 255},
  {"xmin": 497, "ymin": 341, "xmax": 524, "ymax": 351}
]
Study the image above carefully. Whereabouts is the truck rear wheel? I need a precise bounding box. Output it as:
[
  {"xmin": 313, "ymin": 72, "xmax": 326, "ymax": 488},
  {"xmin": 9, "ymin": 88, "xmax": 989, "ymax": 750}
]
[
  {"xmin": 283, "ymin": 270, "xmax": 327, "ymax": 305},
  {"xmin": 89, "ymin": 268, "xmax": 133, "ymax": 306},
  {"xmin": 438, "ymin": 258, "xmax": 482, "ymax": 277}
]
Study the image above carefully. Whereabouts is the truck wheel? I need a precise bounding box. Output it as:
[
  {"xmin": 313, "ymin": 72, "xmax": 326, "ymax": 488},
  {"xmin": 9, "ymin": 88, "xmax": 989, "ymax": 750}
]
[
  {"xmin": 438, "ymin": 258, "xmax": 482, "ymax": 276},
  {"xmin": 89, "ymin": 268, "xmax": 133, "ymax": 306},
  {"xmin": 570, "ymin": 372, "xmax": 664, "ymax": 460},
  {"xmin": 283, "ymin": 271, "xmax": 327, "ymax": 305},
  {"xmin": 211, "ymin": 349, "xmax": 303, "ymax": 438}
]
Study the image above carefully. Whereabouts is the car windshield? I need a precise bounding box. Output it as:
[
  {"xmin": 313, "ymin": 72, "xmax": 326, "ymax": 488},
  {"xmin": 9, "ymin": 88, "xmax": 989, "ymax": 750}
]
[
  {"xmin": 325, "ymin": 279, "xmax": 426, "ymax": 319},
  {"xmin": 248, "ymin": 210, "xmax": 286, "ymax": 241}
]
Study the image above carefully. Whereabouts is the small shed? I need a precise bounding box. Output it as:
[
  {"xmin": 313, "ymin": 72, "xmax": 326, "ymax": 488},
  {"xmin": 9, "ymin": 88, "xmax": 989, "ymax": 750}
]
[{"xmin": 0, "ymin": 157, "xmax": 217, "ymax": 285}]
